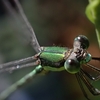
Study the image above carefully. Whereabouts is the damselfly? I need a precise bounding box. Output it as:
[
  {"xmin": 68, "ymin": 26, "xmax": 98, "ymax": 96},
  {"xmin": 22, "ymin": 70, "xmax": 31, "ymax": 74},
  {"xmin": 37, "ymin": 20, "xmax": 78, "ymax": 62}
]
[{"xmin": 0, "ymin": 0, "xmax": 100, "ymax": 100}]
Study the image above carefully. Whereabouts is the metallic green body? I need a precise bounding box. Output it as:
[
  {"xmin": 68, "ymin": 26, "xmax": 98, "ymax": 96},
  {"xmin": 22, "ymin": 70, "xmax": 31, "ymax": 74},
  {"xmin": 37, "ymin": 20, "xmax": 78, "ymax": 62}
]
[{"xmin": 40, "ymin": 47, "xmax": 69, "ymax": 71}]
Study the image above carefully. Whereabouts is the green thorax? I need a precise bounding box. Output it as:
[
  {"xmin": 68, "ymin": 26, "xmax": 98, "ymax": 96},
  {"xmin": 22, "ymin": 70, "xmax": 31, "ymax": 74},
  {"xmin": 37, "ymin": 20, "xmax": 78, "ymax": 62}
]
[
  {"xmin": 40, "ymin": 47, "xmax": 68, "ymax": 62},
  {"xmin": 39, "ymin": 47, "xmax": 69, "ymax": 71}
]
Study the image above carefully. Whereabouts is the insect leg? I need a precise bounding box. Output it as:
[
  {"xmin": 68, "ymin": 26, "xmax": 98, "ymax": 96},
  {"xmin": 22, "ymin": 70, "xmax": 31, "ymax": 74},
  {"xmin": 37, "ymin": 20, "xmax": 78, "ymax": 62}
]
[
  {"xmin": 75, "ymin": 73, "xmax": 90, "ymax": 100},
  {"xmin": 86, "ymin": 63, "xmax": 100, "ymax": 72},
  {"xmin": 0, "ymin": 65, "xmax": 43, "ymax": 100},
  {"xmin": 79, "ymin": 70, "xmax": 100, "ymax": 95},
  {"xmin": 81, "ymin": 68, "xmax": 100, "ymax": 81},
  {"xmin": 92, "ymin": 57, "xmax": 100, "ymax": 60},
  {"xmin": 83, "ymin": 63, "xmax": 100, "ymax": 81}
]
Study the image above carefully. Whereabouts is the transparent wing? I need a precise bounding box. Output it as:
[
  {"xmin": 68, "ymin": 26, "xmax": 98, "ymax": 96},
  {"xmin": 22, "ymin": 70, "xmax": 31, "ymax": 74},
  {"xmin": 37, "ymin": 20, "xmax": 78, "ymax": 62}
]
[
  {"xmin": 3, "ymin": 0, "xmax": 41, "ymax": 53},
  {"xmin": 0, "ymin": 55, "xmax": 40, "ymax": 73}
]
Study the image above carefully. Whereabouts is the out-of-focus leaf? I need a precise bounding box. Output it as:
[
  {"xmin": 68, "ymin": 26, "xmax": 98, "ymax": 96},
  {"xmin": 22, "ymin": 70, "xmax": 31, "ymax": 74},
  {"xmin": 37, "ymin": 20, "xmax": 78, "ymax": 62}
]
[{"xmin": 85, "ymin": 0, "xmax": 100, "ymax": 47}]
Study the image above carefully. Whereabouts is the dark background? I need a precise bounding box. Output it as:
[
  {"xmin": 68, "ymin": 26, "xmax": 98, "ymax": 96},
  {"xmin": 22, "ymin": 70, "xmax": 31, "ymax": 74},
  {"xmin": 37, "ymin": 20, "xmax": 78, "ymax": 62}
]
[{"xmin": 0, "ymin": 0, "xmax": 100, "ymax": 100}]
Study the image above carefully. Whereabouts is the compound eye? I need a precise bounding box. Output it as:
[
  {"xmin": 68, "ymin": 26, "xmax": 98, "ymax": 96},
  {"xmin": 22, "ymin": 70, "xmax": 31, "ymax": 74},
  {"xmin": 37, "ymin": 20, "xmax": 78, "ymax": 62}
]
[
  {"xmin": 74, "ymin": 35, "xmax": 89, "ymax": 49},
  {"xmin": 81, "ymin": 53, "xmax": 91, "ymax": 64},
  {"xmin": 64, "ymin": 59, "xmax": 80, "ymax": 74}
]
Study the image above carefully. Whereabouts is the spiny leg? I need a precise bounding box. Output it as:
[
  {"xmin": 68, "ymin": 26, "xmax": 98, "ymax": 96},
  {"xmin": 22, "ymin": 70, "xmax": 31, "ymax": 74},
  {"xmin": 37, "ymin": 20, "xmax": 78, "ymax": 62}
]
[
  {"xmin": 75, "ymin": 73, "xmax": 90, "ymax": 100},
  {"xmin": 83, "ymin": 63, "xmax": 100, "ymax": 81},
  {"xmin": 81, "ymin": 67, "xmax": 100, "ymax": 81},
  {"xmin": 0, "ymin": 65, "xmax": 43, "ymax": 100},
  {"xmin": 92, "ymin": 57, "xmax": 100, "ymax": 60},
  {"xmin": 86, "ymin": 63, "xmax": 100, "ymax": 72},
  {"xmin": 79, "ymin": 70, "xmax": 100, "ymax": 95}
]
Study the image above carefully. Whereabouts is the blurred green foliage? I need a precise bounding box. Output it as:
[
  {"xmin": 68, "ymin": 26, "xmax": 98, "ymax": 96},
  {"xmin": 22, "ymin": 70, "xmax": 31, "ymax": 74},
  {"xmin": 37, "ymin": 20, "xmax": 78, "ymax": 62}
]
[{"xmin": 86, "ymin": 0, "xmax": 100, "ymax": 47}]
